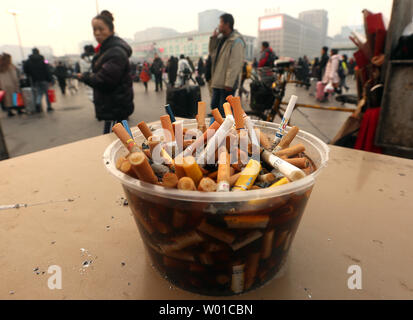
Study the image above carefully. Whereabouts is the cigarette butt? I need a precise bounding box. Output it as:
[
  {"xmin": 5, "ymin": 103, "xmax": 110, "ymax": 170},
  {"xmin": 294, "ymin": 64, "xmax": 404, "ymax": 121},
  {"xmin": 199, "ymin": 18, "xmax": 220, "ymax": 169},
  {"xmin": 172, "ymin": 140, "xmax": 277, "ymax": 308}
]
[
  {"xmin": 172, "ymin": 209, "xmax": 186, "ymax": 229},
  {"xmin": 231, "ymin": 163, "xmax": 244, "ymax": 173},
  {"xmin": 208, "ymin": 170, "xmax": 218, "ymax": 180},
  {"xmin": 224, "ymin": 215, "xmax": 269, "ymax": 229},
  {"xmin": 199, "ymin": 252, "xmax": 214, "ymax": 265},
  {"xmin": 183, "ymin": 139, "xmax": 195, "ymax": 149},
  {"xmin": 120, "ymin": 159, "xmax": 138, "ymax": 178},
  {"xmin": 174, "ymin": 156, "xmax": 187, "ymax": 179},
  {"xmin": 217, "ymin": 147, "xmax": 231, "ymax": 192},
  {"xmin": 197, "ymin": 101, "xmax": 206, "ymax": 127},
  {"xmin": 303, "ymin": 167, "xmax": 312, "ymax": 176},
  {"xmin": 160, "ymin": 231, "xmax": 204, "ymax": 253},
  {"xmin": 270, "ymin": 177, "xmax": 290, "ymax": 188},
  {"xmin": 160, "ymin": 115, "xmax": 175, "ymax": 142},
  {"xmin": 275, "ymin": 144, "xmax": 306, "ymax": 158},
  {"xmin": 183, "ymin": 156, "xmax": 203, "ymax": 186},
  {"xmin": 200, "ymin": 166, "xmax": 209, "ymax": 175},
  {"xmin": 245, "ymin": 252, "xmax": 260, "ymax": 290},
  {"xmin": 211, "ymin": 108, "xmax": 224, "ymax": 125},
  {"xmin": 204, "ymin": 242, "xmax": 228, "ymax": 252},
  {"xmin": 177, "ymin": 177, "xmax": 196, "ymax": 191},
  {"xmin": 277, "ymin": 126, "xmax": 300, "ymax": 150},
  {"xmin": 231, "ymin": 231, "xmax": 263, "ymax": 251},
  {"xmin": 116, "ymin": 156, "xmax": 127, "ymax": 170},
  {"xmin": 230, "ymin": 173, "xmax": 241, "ymax": 187},
  {"xmin": 164, "ymin": 251, "xmax": 195, "ymax": 262},
  {"xmin": 227, "ymin": 96, "xmax": 245, "ymax": 130},
  {"xmin": 262, "ymin": 150, "xmax": 306, "ymax": 182},
  {"xmin": 223, "ymin": 103, "xmax": 233, "ymax": 117},
  {"xmin": 143, "ymin": 149, "xmax": 152, "ymax": 159},
  {"xmin": 173, "ymin": 121, "xmax": 184, "ymax": 152},
  {"xmin": 251, "ymin": 185, "xmax": 262, "ymax": 190},
  {"xmin": 152, "ymin": 220, "xmax": 172, "ymax": 234},
  {"xmin": 275, "ymin": 231, "xmax": 289, "ymax": 248},
  {"xmin": 183, "ymin": 121, "xmax": 221, "ymax": 157},
  {"xmin": 151, "ymin": 164, "xmax": 170, "ymax": 177},
  {"xmin": 197, "ymin": 220, "xmax": 236, "ymax": 244},
  {"xmin": 148, "ymin": 135, "xmax": 161, "ymax": 153},
  {"xmin": 137, "ymin": 121, "xmax": 153, "ymax": 140},
  {"xmin": 257, "ymin": 173, "xmax": 276, "ymax": 184},
  {"xmin": 233, "ymin": 159, "xmax": 262, "ymax": 191},
  {"xmin": 231, "ymin": 264, "xmax": 245, "ymax": 294},
  {"xmin": 130, "ymin": 205, "xmax": 155, "ymax": 235},
  {"xmin": 129, "ymin": 152, "xmax": 158, "ymax": 185},
  {"xmin": 162, "ymin": 172, "xmax": 179, "ymax": 189},
  {"xmin": 261, "ymin": 230, "xmax": 275, "ymax": 259},
  {"xmin": 254, "ymin": 128, "xmax": 272, "ymax": 150},
  {"xmin": 112, "ymin": 123, "xmax": 140, "ymax": 153},
  {"xmin": 284, "ymin": 158, "xmax": 309, "ymax": 169},
  {"xmin": 198, "ymin": 178, "xmax": 217, "ymax": 192}
]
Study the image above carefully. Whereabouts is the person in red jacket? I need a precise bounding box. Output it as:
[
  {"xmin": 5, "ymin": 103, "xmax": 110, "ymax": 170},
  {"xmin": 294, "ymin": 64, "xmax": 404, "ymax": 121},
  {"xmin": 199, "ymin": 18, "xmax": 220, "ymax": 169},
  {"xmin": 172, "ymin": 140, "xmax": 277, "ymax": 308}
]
[{"xmin": 258, "ymin": 42, "xmax": 276, "ymax": 68}]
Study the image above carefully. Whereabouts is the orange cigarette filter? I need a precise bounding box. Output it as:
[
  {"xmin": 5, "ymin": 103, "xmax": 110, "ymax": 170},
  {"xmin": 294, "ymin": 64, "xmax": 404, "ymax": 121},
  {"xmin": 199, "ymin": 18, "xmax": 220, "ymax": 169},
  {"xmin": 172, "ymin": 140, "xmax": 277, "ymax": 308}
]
[
  {"xmin": 162, "ymin": 172, "xmax": 179, "ymax": 189},
  {"xmin": 275, "ymin": 143, "xmax": 306, "ymax": 158},
  {"xmin": 223, "ymin": 103, "xmax": 233, "ymax": 117},
  {"xmin": 160, "ymin": 115, "xmax": 175, "ymax": 141},
  {"xmin": 197, "ymin": 101, "xmax": 206, "ymax": 126},
  {"xmin": 227, "ymin": 96, "xmax": 245, "ymax": 130},
  {"xmin": 120, "ymin": 159, "xmax": 137, "ymax": 178},
  {"xmin": 128, "ymin": 152, "xmax": 158, "ymax": 185},
  {"xmin": 174, "ymin": 155, "xmax": 187, "ymax": 179},
  {"xmin": 211, "ymin": 108, "xmax": 224, "ymax": 125},
  {"xmin": 198, "ymin": 177, "xmax": 217, "ymax": 192},
  {"xmin": 177, "ymin": 177, "xmax": 197, "ymax": 191},
  {"xmin": 284, "ymin": 157, "xmax": 309, "ymax": 169},
  {"xmin": 277, "ymin": 126, "xmax": 299, "ymax": 150},
  {"xmin": 112, "ymin": 123, "xmax": 140, "ymax": 153},
  {"xmin": 183, "ymin": 156, "xmax": 203, "ymax": 186},
  {"xmin": 137, "ymin": 121, "xmax": 153, "ymax": 140}
]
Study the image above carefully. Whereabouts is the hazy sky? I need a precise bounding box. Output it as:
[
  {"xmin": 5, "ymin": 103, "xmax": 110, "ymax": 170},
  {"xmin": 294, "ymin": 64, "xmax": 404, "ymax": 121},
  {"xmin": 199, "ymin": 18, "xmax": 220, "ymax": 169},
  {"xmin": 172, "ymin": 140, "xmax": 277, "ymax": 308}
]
[{"xmin": 1, "ymin": 0, "xmax": 393, "ymax": 56}]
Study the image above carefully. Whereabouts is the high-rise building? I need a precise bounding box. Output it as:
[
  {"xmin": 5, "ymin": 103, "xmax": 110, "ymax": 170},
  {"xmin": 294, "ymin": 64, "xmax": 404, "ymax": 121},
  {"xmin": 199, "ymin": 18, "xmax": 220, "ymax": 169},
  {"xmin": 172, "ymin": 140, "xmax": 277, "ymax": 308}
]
[
  {"xmin": 198, "ymin": 9, "xmax": 225, "ymax": 33},
  {"xmin": 257, "ymin": 13, "xmax": 324, "ymax": 59},
  {"xmin": 298, "ymin": 10, "xmax": 328, "ymax": 50},
  {"xmin": 134, "ymin": 27, "xmax": 180, "ymax": 43}
]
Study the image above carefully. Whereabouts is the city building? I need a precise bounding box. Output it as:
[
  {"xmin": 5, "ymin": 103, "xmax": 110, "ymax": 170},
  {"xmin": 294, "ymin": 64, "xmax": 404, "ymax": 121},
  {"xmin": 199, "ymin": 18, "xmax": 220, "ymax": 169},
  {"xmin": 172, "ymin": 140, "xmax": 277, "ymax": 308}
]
[
  {"xmin": 257, "ymin": 13, "xmax": 325, "ymax": 59},
  {"xmin": 330, "ymin": 25, "xmax": 362, "ymax": 57},
  {"xmin": 131, "ymin": 31, "xmax": 256, "ymax": 62},
  {"xmin": 198, "ymin": 9, "xmax": 225, "ymax": 33},
  {"xmin": 134, "ymin": 27, "xmax": 180, "ymax": 43},
  {"xmin": 298, "ymin": 9, "xmax": 328, "ymax": 48}
]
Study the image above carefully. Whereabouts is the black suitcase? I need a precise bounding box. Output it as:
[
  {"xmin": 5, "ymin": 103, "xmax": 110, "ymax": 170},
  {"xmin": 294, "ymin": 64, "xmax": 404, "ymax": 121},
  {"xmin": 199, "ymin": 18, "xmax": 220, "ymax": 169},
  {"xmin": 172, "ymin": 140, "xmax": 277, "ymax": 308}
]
[
  {"xmin": 166, "ymin": 85, "xmax": 201, "ymax": 118},
  {"xmin": 196, "ymin": 75, "xmax": 205, "ymax": 86}
]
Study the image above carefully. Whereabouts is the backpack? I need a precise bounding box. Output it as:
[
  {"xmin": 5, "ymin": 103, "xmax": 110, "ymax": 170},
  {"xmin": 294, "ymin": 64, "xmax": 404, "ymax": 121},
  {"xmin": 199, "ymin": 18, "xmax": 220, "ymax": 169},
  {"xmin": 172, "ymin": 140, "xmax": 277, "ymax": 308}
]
[
  {"xmin": 338, "ymin": 61, "xmax": 348, "ymax": 78},
  {"xmin": 266, "ymin": 50, "xmax": 277, "ymax": 67}
]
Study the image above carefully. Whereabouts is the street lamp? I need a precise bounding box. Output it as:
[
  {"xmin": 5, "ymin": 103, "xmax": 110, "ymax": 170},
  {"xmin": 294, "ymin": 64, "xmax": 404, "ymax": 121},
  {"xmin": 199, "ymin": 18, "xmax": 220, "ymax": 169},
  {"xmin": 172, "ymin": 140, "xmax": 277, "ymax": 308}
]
[{"xmin": 8, "ymin": 9, "xmax": 25, "ymax": 62}]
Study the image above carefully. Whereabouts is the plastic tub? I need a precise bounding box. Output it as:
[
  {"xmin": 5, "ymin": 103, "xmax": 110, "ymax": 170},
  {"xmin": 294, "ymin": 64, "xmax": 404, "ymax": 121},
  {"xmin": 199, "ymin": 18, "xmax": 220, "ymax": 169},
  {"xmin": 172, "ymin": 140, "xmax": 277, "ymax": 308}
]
[{"xmin": 103, "ymin": 119, "xmax": 329, "ymax": 296}]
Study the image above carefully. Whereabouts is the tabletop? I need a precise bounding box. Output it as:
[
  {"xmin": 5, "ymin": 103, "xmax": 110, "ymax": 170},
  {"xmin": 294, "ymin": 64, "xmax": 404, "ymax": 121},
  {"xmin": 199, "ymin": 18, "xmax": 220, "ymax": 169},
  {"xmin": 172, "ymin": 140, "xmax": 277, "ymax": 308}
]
[{"xmin": 0, "ymin": 131, "xmax": 412, "ymax": 300}]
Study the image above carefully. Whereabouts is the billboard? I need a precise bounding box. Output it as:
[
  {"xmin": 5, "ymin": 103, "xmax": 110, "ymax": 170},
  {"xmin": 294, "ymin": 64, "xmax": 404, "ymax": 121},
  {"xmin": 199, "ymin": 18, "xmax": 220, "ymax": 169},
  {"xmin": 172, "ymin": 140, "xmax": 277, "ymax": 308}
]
[{"xmin": 259, "ymin": 15, "xmax": 283, "ymax": 31}]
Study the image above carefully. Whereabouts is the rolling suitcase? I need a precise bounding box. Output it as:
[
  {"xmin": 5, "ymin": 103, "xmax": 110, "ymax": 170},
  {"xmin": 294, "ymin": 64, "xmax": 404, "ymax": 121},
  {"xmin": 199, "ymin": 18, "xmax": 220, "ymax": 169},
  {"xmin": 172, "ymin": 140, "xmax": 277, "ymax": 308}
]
[
  {"xmin": 308, "ymin": 78, "xmax": 317, "ymax": 97},
  {"xmin": 166, "ymin": 85, "xmax": 201, "ymax": 118},
  {"xmin": 316, "ymin": 81, "xmax": 326, "ymax": 101}
]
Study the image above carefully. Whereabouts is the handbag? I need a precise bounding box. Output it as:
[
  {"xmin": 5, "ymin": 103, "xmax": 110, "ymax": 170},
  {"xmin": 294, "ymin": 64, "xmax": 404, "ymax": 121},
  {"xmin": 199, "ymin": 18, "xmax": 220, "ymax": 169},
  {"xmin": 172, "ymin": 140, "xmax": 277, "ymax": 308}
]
[
  {"xmin": 12, "ymin": 92, "xmax": 24, "ymax": 107},
  {"xmin": 0, "ymin": 90, "xmax": 5, "ymax": 103},
  {"xmin": 47, "ymin": 89, "xmax": 56, "ymax": 103}
]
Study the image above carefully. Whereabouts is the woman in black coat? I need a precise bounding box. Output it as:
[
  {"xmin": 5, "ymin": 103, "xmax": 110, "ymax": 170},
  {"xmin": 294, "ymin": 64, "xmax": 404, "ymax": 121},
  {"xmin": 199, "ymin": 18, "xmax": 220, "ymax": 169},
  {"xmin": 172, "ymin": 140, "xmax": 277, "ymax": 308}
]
[{"xmin": 78, "ymin": 10, "xmax": 134, "ymax": 134}]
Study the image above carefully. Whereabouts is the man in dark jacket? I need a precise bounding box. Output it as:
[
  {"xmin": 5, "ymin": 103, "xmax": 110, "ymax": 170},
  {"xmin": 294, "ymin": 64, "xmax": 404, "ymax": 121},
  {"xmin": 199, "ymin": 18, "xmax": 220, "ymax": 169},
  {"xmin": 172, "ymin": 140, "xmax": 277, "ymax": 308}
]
[
  {"xmin": 24, "ymin": 48, "xmax": 53, "ymax": 112},
  {"xmin": 80, "ymin": 35, "xmax": 134, "ymax": 132},
  {"xmin": 151, "ymin": 54, "xmax": 164, "ymax": 92},
  {"xmin": 166, "ymin": 56, "xmax": 178, "ymax": 87},
  {"xmin": 319, "ymin": 46, "xmax": 329, "ymax": 81},
  {"xmin": 54, "ymin": 62, "xmax": 68, "ymax": 95}
]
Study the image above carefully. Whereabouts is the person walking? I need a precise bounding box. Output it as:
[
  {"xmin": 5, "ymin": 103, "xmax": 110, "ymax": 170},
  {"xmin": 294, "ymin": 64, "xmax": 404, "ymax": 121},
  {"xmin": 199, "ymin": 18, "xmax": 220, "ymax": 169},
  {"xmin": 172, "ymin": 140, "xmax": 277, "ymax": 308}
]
[
  {"xmin": 150, "ymin": 54, "xmax": 164, "ymax": 92},
  {"xmin": 258, "ymin": 41, "xmax": 276, "ymax": 68},
  {"xmin": 77, "ymin": 10, "xmax": 134, "ymax": 134},
  {"xmin": 55, "ymin": 62, "xmax": 68, "ymax": 95},
  {"xmin": 322, "ymin": 48, "xmax": 341, "ymax": 100},
  {"xmin": 339, "ymin": 54, "xmax": 350, "ymax": 92},
  {"xmin": 205, "ymin": 55, "xmax": 212, "ymax": 97},
  {"xmin": 140, "ymin": 61, "xmax": 151, "ymax": 92},
  {"xmin": 23, "ymin": 48, "xmax": 53, "ymax": 112},
  {"xmin": 197, "ymin": 57, "xmax": 205, "ymax": 78},
  {"xmin": 319, "ymin": 46, "xmax": 329, "ymax": 81},
  {"xmin": 209, "ymin": 13, "xmax": 245, "ymax": 115},
  {"xmin": 177, "ymin": 55, "xmax": 193, "ymax": 86},
  {"xmin": 0, "ymin": 53, "xmax": 21, "ymax": 117},
  {"xmin": 166, "ymin": 56, "xmax": 178, "ymax": 87}
]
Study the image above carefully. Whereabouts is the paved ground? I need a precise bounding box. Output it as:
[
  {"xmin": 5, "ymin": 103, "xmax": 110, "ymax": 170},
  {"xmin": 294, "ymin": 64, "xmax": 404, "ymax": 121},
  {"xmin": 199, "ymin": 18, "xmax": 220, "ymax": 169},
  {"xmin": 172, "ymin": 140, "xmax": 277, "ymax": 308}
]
[{"xmin": 1, "ymin": 79, "xmax": 356, "ymax": 159}]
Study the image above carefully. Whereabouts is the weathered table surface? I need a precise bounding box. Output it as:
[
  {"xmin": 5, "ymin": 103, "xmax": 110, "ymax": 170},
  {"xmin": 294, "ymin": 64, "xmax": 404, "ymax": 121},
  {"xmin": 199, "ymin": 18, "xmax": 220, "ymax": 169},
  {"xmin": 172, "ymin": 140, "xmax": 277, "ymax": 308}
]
[{"xmin": 0, "ymin": 131, "xmax": 412, "ymax": 300}]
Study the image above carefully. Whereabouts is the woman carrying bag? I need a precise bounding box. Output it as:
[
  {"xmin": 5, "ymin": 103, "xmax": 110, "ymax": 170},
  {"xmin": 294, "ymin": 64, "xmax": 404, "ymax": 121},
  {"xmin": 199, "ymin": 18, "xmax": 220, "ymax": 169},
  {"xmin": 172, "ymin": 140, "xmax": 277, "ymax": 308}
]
[
  {"xmin": 78, "ymin": 10, "xmax": 134, "ymax": 134},
  {"xmin": 0, "ymin": 53, "xmax": 22, "ymax": 117}
]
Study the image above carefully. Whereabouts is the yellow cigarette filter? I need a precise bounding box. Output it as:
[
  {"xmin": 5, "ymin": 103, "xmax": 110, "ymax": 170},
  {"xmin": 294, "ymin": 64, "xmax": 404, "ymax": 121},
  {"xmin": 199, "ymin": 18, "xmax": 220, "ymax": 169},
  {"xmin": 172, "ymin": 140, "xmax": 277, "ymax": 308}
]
[
  {"xmin": 233, "ymin": 159, "xmax": 262, "ymax": 191},
  {"xmin": 198, "ymin": 178, "xmax": 217, "ymax": 192},
  {"xmin": 162, "ymin": 172, "xmax": 179, "ymax": 189},
  {"xmin": 270, "ymin": 177, "xmax": 290, "ymax": 188},
  {"xmin": 128, "ymin": 152, "xmax": 158, "ymax": 185},
  {"xmin": 224, "ymin": 215, "xmax": 269, "ymax": 229},
  {"xmin": 177, "ymin": 177, "xmax": 196, "ymax": 191},
  {"xmin": 183, "ymin": 156, "xmax": 203, "ymax": 186}
]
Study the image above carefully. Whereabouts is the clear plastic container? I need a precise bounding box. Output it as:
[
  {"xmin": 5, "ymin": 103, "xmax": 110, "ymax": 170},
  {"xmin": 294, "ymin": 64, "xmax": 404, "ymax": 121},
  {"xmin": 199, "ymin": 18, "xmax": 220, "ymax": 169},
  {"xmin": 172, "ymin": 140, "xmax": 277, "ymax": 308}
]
[{"xmin": 103, "ymin": 119, "xmax": 329, "ymax": 296}]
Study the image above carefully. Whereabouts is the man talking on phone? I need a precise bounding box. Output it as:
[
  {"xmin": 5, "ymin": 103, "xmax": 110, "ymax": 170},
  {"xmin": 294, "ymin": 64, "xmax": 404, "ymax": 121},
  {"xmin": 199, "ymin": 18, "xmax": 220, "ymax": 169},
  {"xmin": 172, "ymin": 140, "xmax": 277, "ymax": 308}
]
[{"xmin": 209, "ymin": 13, "xmax": 246, "ymax": 116}]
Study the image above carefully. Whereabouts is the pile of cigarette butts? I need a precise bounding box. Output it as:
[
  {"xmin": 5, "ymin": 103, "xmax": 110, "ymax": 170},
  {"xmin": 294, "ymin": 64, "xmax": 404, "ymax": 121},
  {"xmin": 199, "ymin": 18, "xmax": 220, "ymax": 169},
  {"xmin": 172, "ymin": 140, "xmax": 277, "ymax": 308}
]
[{"xmin": 113, "ymin": 95, "xmax": 315, "ymax": 193}]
